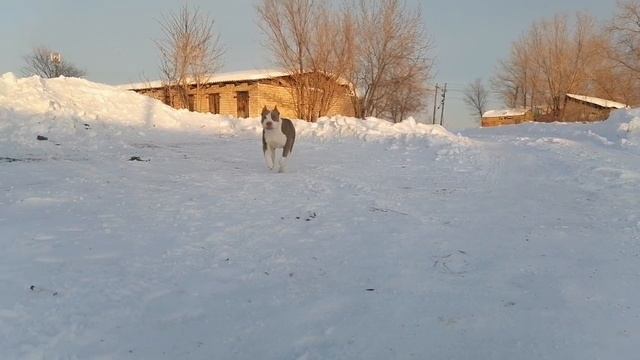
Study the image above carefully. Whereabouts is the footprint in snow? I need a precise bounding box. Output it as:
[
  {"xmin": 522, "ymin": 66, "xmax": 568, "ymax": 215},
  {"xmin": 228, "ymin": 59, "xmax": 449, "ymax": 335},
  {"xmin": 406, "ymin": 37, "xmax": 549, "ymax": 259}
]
[{"xmin": 432, "ymin": 250, "xmax": 470, "ymax": 275}]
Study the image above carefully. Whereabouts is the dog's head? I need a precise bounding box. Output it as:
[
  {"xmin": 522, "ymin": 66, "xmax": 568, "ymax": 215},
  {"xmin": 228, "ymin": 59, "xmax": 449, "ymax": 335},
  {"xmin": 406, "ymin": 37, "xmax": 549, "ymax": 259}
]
[{"xmin": 261, "ymin": 106, "xmax": 281, "ymax": 131}]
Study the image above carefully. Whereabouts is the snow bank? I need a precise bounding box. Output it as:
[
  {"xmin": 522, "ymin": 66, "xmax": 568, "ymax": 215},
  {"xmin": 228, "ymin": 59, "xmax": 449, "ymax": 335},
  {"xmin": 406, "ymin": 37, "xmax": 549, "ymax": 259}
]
[
  {"xmin": 0, "ymin": 73, "xmax": 257, "ymax": 148},
  {"xmin": 569, "ymin": 107, "xmax": 640, "ymax": 148},
  {"xmin": 474, "ymin": 107, "xmax": 640, "ymax": 150},
  {"xmin": 295, "ymin": 116, "xmax": 462, "ymax": 144},
  {"xmin": 608, "ymin": 108, "xmax": 640, "ymax": 143},
  {"xmin": 0, "ymin": 73, "xmax": 463, "ymax": 149}
]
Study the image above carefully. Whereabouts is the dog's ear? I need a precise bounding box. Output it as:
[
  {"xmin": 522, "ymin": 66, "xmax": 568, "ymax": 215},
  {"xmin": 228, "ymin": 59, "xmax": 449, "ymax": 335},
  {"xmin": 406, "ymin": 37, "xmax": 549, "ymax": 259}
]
[
  {"xmin": 261, "ymin": 106, "xmax": 270, "ymax": 119},
  {"xmin": 271, "ymin": 106, "xmax": 280, "ymax": 121}
]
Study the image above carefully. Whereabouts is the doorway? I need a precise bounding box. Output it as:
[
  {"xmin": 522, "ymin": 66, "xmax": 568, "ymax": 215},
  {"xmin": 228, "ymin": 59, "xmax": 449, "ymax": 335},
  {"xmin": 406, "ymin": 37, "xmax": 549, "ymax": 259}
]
[{"xmin": 236, "ymin": 91, "xmax": 249, "ymax": 118}]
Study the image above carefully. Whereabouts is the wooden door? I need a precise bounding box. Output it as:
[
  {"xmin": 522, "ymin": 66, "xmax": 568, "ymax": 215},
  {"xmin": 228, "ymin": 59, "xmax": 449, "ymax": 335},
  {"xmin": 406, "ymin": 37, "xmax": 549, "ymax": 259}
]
[
  {"xmin": 209, "ymin": 93, "xmax": 220, "ymax": 114},
  {"xmin": 236, "ymin": 91, "xmax": 249, "ymax": 118},
  {"xmin": 187, "ymin": 95, "xmax": 195, "ymax": 111}
]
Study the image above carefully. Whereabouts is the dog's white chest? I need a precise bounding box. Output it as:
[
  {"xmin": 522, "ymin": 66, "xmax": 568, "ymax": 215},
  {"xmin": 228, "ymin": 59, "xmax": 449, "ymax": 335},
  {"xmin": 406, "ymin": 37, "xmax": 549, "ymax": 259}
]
[{"xmin": 264, "ymin": 129, "xmax": 287, "ymax": 148}]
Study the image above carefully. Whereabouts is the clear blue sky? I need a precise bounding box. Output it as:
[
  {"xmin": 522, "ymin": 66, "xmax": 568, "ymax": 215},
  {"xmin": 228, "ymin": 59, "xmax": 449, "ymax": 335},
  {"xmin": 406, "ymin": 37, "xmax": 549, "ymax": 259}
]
[{"xmin": 0, "ymin": 0, "xmax": 618, "ymax": 129}]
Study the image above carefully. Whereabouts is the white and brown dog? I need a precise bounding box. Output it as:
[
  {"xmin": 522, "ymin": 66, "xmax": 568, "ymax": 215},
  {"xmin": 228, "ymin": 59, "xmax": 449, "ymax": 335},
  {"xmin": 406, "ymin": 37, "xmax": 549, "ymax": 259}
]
[{"xmin": 261, "ymin": 106, "xmax": 295, "ymax": 173}]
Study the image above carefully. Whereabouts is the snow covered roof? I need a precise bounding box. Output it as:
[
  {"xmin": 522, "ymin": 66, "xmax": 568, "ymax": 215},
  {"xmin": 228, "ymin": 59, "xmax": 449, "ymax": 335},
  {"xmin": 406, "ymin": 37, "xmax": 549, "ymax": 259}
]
[
  {"xmin": 482, "ymin": 108, "xmax": 530, "ymax": 118},
  {"xmin": 119, "ymin": 68, "xmax": 353, "ymax": 90},
  {"xmin": 566, "ymin": 94, "xmax": 628, "ymax": 109},
  {"xmin": 119, "ymin": 69, "xmax": 291, "ymax": 90}
]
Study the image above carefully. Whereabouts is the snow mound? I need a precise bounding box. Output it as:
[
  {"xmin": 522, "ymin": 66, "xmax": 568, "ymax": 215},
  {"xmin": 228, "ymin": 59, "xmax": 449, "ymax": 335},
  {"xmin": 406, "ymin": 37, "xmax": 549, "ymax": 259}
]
[
  {"xmin": 611, "ymin": 108, "xmax": 640, "ymax": 139},
  {"xmin": 0, "ymin": 73, "xmax": 257, "ymax": 147},
  {"xmin": 0, "ymin": 73, "xmax": 464, "ymax": 149},
  {"xmin": 588, "ymin": 108, "xmax": 640, "ymax": 147},
  {"xmin": 295, "ymin": 116, "xmax": 463, "ymax": 144}
]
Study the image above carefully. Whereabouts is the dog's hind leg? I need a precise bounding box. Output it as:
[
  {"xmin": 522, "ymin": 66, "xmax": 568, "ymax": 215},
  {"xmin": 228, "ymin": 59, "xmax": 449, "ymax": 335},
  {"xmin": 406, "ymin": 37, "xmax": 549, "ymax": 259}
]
[{"xmin": 280, "ymin": 133, "xmax": 294, "ymax": 173}]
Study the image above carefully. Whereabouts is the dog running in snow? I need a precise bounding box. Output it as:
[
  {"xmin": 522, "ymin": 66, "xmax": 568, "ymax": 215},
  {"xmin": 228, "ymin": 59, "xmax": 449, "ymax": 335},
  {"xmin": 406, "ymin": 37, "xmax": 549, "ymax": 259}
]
[{"xmin": 261, "ymin": 106, "xmax": 295, "ymax": 172}]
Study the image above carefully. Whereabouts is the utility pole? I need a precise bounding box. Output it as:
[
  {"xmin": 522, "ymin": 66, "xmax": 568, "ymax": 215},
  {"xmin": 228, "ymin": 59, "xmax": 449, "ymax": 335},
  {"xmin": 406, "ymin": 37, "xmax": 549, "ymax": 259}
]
[
  {"xmin": 432, "ymin": 83, "xmax": 439, "ymax": 124},
  {"xmin": 531, "ymin": 87, "xmax": 535, "ymax": 121},
  {"xmin": 50, "ymin": 52, "xmax": 62, "ymax": 78},
  {"xmin": 439, "ymin": 83, "xmax": 447, "ymax": 126}
]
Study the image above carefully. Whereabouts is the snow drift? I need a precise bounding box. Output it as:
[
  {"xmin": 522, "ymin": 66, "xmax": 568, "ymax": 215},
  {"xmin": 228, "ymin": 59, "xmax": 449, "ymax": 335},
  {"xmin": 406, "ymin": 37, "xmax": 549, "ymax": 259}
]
[
  {"xmin": 606, "ymin": 108, "xmax": 640, "ymax": 144},
  {"xmin": 559, "ymin": 108, "xmax": 640, "ymax": 149},
  {"xmin": 0, "ymin": 73, "xmax": 463, "ymax": 149}
]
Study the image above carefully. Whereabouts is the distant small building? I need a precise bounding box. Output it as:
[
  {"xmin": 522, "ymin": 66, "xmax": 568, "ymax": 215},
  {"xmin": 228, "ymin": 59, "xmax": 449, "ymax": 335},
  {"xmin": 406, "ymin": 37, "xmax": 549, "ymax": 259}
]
[
  {"xmin": 563, "ymin": 94, "xmax": 628, "ymax": 122},
  {"xmin": 481, "ymin": 108, "xmax": 533, "ymax": 127},
  {"xmin": 120, "ymin": 69, "xmax": 355, "ymax": 119}
]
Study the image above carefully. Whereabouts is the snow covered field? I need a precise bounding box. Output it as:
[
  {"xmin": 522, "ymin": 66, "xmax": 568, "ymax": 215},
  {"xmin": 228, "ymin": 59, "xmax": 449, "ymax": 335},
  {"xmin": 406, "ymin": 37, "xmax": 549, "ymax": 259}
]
[{"xmin": 1, "ymin": 74, "xmax": 639, "ymax": 359}]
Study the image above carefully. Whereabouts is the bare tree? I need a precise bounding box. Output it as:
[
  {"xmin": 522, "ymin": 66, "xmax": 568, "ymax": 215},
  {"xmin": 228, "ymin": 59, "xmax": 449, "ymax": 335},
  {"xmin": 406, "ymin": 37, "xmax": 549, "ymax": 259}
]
[
  {"xmin": 257, "ymin": 0, "xmax": 354, "ymax": 121},
  {"xmin": 601, "ymin": 0, "xmax": 640, "ymax": 106},
  {"xmin": 381, "ymin": 63, "xmax": 430, "ymax": 123},
  {"xmin": 463, "ymin": 78, "xmax": 490, "ymax": 119},
  {"xmin": 530, "ymin": 13, "xmax": 602, "ymax": 119},
  {"xmin": 492, "ymin": 59, "xmax": 521, "ymax": 109},
  {"xmin": 156, "ymin": 4, "xmax": 224, "ymax": 110},
  {"xmin": 22, "ymin": 47, "xmax": 86, "ymax": 78},
  {"xmin": 492, "ymin": 33, "xmax": 542, "ymax": 111},
  {"xmin": 493, "ymin": 13, "xmax": 602, "ymax": 120},
  {"xmin": 494, "ymin": 6, "xmax": 640, "ymax": 115},
  {"xmin": 591, "ymin": 57, "xmax": 640, "ymax": 106},
  {"xmin": 608, "ymin": 0, "xmax": 640, "ymax": 76},
  {"xmin": 311, "ymin": 4, "xmax": 357, "ymax": 119},
  {"xmin": 256, "ymin": 0, "xmax": 432, "ymax": 122},
  {"xmin": 348, "ymin": 0, "xmax": 433, "ymax": 121}
]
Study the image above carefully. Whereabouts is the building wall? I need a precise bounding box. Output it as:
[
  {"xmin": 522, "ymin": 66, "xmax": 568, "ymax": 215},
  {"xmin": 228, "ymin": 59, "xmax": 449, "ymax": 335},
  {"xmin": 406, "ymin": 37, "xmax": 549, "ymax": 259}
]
[
  {"xmin": 562, "ymin": 99, "xmax": 613, "ymax": 122},
  {"xmin": 209, "ymin": 83, "xmax": 256, "ymax": 117},
  {"xmin": 481, "ymin": 111, "xmax": 533, "ymax": 127},
  {"xmin": 252, "ymin": 83, "xmax": 298, "ymax": 118},
  {"xmin": 134, "ymin": 80, "xmax": 355, "ymax": 120},
  {"xmin": 329, "ymin": 91, "xmax": 356, "ymax": 118},
  {"xmin": 252, "ymin": 83, "xmax": 355, "ymax": 119}
]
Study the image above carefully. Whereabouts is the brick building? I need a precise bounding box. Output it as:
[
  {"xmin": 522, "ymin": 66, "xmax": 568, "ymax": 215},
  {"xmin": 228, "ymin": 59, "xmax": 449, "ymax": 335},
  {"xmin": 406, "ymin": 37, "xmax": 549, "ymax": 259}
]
[
  {"xmin": 120, "ymin": 69, "xmax": 355, "ymax": 119},
  {"xmin": 481, "ymin": 108, "xmax": 534, "ymax": 127},
  {"xmin": 562, "ymin": 94, "xmax": 628, "ymax": 122}
]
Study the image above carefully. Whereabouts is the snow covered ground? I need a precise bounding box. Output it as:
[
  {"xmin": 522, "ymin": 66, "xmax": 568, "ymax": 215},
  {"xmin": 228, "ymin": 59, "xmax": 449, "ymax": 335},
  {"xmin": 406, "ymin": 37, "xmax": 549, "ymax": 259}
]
[{"xmin": 1, "ymin": 74, "xmax": 640, "ymax": 359}]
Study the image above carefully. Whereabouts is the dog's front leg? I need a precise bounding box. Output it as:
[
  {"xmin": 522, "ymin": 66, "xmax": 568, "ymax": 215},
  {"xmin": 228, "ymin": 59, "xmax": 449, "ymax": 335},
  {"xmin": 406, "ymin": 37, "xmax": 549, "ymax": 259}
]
[
  {"xmin": 264, "ymin": 146, "xmax": 274, "ymax": 170},
  {"xmin": 278, "ymin": 155, "xmax": 288, "ymax": 173},
  {"xmin": 270, "ymin": 147, "xmax": 277, "ymax": 171}
]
